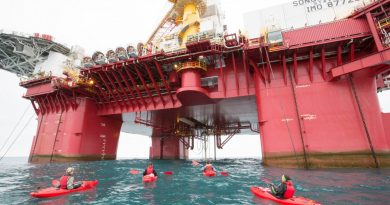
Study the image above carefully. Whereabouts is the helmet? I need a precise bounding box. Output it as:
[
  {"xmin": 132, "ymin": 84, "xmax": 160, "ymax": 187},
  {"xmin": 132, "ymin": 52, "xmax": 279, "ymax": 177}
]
[
  {"xmin": 282, "ymin": 174, "xmax": 291, "ymax": 182},
  {"xmin": 66, "ymin": 167, "xmax": 74, "ymax": 175}
]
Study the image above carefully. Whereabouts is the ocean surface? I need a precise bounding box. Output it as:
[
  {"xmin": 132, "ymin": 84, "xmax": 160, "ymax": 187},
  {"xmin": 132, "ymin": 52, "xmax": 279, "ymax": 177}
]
[{"xmin": 0, "ymin": 157, "xmax": 389, "ymax": 205}]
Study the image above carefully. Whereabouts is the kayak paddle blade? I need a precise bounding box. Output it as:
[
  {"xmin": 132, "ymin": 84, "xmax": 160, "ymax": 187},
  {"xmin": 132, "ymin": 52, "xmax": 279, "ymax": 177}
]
[
  {"xmin": 52, "ymin": 179, "xmax": 59, "ymax": 187},
  {"xmin": 261, "ymin": 178, "xmax": 272, "ymax": 185},
  {"xmin": 164, "ymin": 171, "xmax": 173, "ymax": 175},
  {"xmin": 192, "ymin": 160, "xmax": 200, "ymax": 166},
  {"xmin": 220, "ymin": 172, "xmax": 229, "ymax": 176},
  {"xmin": 129, "ymin": 170, "xmax": 140, "ymax": 175}
]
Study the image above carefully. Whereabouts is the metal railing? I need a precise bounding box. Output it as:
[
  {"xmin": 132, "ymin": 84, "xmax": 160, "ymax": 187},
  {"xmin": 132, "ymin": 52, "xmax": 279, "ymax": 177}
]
[{"xmin": 175, "ymin": 60, "xmax": 207, "ymax": 72}]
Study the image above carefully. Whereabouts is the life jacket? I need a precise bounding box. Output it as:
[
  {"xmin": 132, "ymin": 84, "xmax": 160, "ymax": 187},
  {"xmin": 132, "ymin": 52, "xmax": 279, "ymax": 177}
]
[
  {"xmin": 204, "ymin": 164, "xmax": 213, "ymax": 172},
  {"xmin": 59, "ymin": 175, "xmax": 70, "ymax": 189},
  {"xmin": 283, "ymin": 181, "xmax": 295, "ymax": 199},
  {"xmin": 146, "ymin": 166, "xmax": 154, "ymax": 175}
]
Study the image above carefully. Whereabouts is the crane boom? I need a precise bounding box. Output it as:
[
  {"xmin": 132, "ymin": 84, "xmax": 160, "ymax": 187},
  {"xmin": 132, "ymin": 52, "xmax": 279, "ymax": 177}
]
[{"xmin": 146, "ymin": 4, "xmax": 177, "ymax": 45}]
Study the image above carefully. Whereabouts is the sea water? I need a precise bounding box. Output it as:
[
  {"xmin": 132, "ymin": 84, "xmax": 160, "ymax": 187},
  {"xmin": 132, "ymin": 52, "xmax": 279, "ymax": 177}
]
[{"xmin": 0, "ymin": 157, "xmax": 389, "ymax": 205}]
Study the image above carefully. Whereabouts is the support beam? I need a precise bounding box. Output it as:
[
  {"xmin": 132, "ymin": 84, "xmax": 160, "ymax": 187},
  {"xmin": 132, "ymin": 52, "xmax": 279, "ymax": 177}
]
[
  {"xmin": 337, "ymin": 44, "xmax": 342, "ymax": 66},
  {"xmin": 350, "ymin": 43, "xmax": 355, "ymax": 62},
  {"xmin": 117, "ymin": 69, "xmax": 141, "ymax": 110},
  {"xmin": 144, "ymin": 63, "xmax": 165, "ymax": 106},
  {"xmin": 97, "ymin": 72, "xmax": 120, "ymax": 107},
  {"xmin": 154, "ymin": 61, "xmax": 175, "ymax": 105},
  {"xmin": 293, "ymin": 50, "xmax": 298, "ymax": 84},
  {"xmin": 56, "ymin": 94, "xmax": 64, "ymax": 112},
  {"xmin": 37, "ymin": 98, "xmax": 46, "ymax": 114},
  {"xmin": 249, "ymin": 59, "xmax": 265, "ymax": 83},
  {"xmin": 366, "ymin": 12, "xmax": 384, "ymax": 51},
  {"xmin": 110, "ymin": 66, "xmax": 133, "ymax": 111},
  {"xmin": 309, "ymin": 48, "xmax": 313, "ymax": 82},
  {"xmin": 282, "ymin": 53, "xmax": 287, "ymax": 85},
  {"xmin": 242, "ymin": 50, "xmax": 249, "ymax": 94},
  {"xmin": 218, "ymin": 55, "xmax": 226, "ymax": 96},
  {"xmin": 31, "ymin": 99, "xmax": 39, "ymax": 115},
  {"xmin": 59, "ymin": 93, "xmax": 69, "ymax": 111},
  {"xmin": 321, "ymin": 47, "xmax": 326, "ymax": 80},
  {"xmin": 264, "ymin": 46, "xmax": 272, "ymax": 83},
  {"xmin": 232, "ymin": 52, "xmax": 239, "ymax": 95},
  {"xmin": 124, "ymin": 64, "xmax": 148, "ymax": 108},
  {"xmin": 104, "ymin": 70, "xmax": 125, "ymax": 108},
  {"xmin": 330, "ymin": 48, "xmax": 390, "ymax": 79},
  {"xmin": 45, "ymin": 95, "xmax": 53, "ymax": 113},
  {"xmin": 134, "ymin": 64, "xmax": 156, "ymax": 108},
  {"xmin": 94, "ymin": 81, "xmax": 110, "ymax": 105}
]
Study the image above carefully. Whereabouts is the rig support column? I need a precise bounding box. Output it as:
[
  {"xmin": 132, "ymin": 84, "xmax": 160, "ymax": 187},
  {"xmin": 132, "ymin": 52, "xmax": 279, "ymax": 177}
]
[
  {"xmin": 150, "ymin": 131, "xmax": 188, "ymax": 160},
  {"xmin": 29, "ymin": 98, "xmax": 122, "ymax": 162},
  {"xmin": 254, "ymin": 60, "xmax": 390, "ymax": 168}
]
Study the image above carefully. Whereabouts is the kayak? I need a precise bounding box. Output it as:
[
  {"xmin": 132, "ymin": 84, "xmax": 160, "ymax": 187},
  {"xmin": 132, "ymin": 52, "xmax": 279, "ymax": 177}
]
[
  {"xmin": 250, "ymin": 186, "xmax": 321, "ymax": 205},
  {"xmin": 30, "ymin": 180, "xmax": 99, "ymax": 198},
  {"xmin": 203, "ymin": 170, "xmax": 216, "ymax": 177},
  {"xmin": 143, "ymin": 175, "xmax": 158, "ymax": 183}
]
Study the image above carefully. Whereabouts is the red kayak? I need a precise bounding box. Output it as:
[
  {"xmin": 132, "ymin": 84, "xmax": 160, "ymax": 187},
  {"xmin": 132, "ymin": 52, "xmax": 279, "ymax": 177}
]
[
  {"xmin": 250, "ymin": 187, "xmax": 321, "ymax": 205},
  {"xmin": 30, "ymin": 180, "xmax": 99, "ymax": 198},
  {"xmin": 143, "ymin": 175, "xmax": 158, "ymax": 183},
  {"xmin": 203, "ymin": 170, "xmax": 216, "ymax": 177}
]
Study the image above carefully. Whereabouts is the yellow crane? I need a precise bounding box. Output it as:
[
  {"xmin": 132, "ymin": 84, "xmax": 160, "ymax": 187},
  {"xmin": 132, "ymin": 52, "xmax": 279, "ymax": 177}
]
[{"xmin": 146, "ymin": 0, "xmax": 206, "ymax": 47}]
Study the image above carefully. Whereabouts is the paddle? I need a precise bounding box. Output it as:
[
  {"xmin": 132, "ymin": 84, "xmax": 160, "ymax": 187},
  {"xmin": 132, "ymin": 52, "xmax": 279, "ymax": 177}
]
[
  {"xmin": 261, "ymin": 178, "xmax": 273, "ymax": 185},
  {"xmin": 163, "ymin": 171, "xmax": 173, "ymax": 175},
  {"xmin": 129, "ymin": 170, "xmax": 140, "ymax": 175},
  {"xmin": 220, "ymin": 171, "xmax": 229, "ymax": 176},
  {"xmin": 52, "ymin": 179, "xmax": 59, "ymax": 187},
  {"xmin": 192, "ymin": 160, "xmax": 200, "ymax": 166}
]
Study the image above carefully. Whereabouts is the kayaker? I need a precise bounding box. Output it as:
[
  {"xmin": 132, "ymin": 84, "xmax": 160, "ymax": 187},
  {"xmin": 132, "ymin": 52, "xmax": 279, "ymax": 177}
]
[
  {"xmin": 201, "ymin": 161, "xmax": 217, "ymax": 173},
  {"xmin": 57, "ymin": 167, "xmax": 82, "ymax": 190},
  {"xmin": 143, "ymin": 163, "xmax": 158, "ymax": 177},
  {"xmin": 269, "ymin": 174, "xmax": 295, "ymax": 199}
]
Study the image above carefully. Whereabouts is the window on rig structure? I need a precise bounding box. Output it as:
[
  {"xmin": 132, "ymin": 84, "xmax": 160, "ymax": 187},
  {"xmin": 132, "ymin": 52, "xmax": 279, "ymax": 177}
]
[
  {"xmin": 267, "ymin": 30, "xmax": 283, "ymax": 46},
  {"xmin": 201, "ymin": 76, "xmax": 218, "ymax": 88}
]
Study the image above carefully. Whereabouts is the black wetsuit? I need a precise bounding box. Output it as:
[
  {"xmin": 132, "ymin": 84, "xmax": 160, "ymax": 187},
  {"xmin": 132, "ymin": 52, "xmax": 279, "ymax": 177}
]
[{"xmin": 270, "ymin": 182, "xmax": 287, "ymax": 198}]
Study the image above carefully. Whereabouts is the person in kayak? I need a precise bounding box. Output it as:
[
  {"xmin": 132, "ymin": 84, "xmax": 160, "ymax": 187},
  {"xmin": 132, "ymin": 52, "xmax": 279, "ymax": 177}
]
[
  {"xmin": 57, "ymin": 167, "xmax": 82, "ymax": 190},
  {"xmin": 269, "ymin": 174, "xmax": 295, "ymax": 199},
  {"xmin": 201, "ymin": 161, "xmax": 217, "ymax": 173},
  {"xmin": 143, "ymin": 163, "xmax": 158, "ymax": 177}
]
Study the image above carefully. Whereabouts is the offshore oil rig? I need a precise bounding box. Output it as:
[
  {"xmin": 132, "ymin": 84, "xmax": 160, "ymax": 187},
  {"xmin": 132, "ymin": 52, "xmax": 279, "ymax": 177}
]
[{"xmin": 1, "ymin": 0, "xmax": 390, "ymax": 168}]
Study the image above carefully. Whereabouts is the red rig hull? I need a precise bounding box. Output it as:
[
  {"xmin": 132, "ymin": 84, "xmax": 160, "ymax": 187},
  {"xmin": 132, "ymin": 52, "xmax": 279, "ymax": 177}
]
[{"xmin": 21, "ymin": 1, "xmax": 390, "ymax": 167}]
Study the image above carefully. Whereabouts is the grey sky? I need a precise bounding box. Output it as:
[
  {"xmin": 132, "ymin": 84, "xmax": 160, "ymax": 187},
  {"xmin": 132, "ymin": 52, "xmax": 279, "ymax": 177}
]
[
  {"xmin": 0, "ymin": 0, "xmax": 389, "ymax": 158},
  {"xmin": 0, "ymin": 0, "xmax": 292, "ymax": 55}
]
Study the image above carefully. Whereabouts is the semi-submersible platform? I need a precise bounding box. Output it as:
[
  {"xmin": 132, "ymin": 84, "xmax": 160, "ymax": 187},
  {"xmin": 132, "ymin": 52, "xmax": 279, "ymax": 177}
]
[{"xmin": 1, "ymin": 0, "xmax": 390, "ymax": 168}]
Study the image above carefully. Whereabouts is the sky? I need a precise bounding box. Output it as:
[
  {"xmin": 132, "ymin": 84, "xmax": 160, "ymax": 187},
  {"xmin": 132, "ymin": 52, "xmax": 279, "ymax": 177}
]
[
  {"xmin": 0, "ymin": 0, "xmax": 389, "ymax": 159},
  {"xmin": 0, "ymin": 0, "xmax": 293, "ymax": 56}
]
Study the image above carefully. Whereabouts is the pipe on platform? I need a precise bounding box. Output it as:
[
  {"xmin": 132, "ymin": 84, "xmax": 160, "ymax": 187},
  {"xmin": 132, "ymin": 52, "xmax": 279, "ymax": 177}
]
[
  {"xmin": 49, "ymin": 111, "xmax": 64, "ymax": 163},
  {"xmin": 366, "ymin": 12, "xmax": 384, "ymax": 51},
  {"xmin": 348, "ymin": 74, "xmax": 379, "ymax": 168},
  {"xmin": 287, "ymin": 66, "xmax": 309, "ymax": 169}
]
